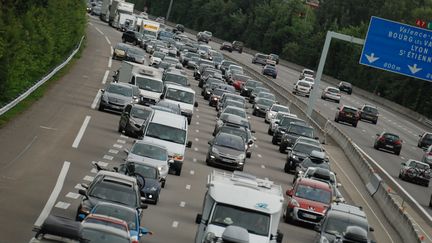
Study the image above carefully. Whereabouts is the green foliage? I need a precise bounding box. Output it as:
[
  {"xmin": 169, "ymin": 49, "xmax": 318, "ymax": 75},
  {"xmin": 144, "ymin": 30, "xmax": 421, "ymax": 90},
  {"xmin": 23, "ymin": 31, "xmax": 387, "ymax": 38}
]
[
  {"xmin": 0, "ymin": 0, "xmax": 86, "ymax": 106},
  {"xmin": 144, "ymin": 0, "xmax": 432, "ymax": 118}
]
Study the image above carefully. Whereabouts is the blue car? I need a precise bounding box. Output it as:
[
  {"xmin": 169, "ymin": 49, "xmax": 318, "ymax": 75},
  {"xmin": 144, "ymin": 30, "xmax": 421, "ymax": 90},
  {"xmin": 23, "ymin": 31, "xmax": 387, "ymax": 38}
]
[
  {"xmin": 262, "ymin": 64, "xmax": 277, "ymax": 79},
  {"xmin": 91, "ymin": 202, "xmax": 151, "ymax": 242}
]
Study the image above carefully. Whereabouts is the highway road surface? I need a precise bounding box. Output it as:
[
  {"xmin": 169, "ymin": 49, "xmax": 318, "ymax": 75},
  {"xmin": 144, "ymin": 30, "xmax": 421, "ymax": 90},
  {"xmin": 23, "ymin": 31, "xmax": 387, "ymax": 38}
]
[{"xmin": 0, "ymin": 16, "xmax": 415, "ymax": 243}]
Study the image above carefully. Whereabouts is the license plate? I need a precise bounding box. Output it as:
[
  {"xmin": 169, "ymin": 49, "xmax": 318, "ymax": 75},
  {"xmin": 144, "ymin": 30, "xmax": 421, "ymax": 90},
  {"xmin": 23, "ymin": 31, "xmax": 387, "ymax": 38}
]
[
  {"xmin": 385, "ymin": 145, "xmax": 393, "ymax": 148},
  {"xmin": 111, "ymin": 105, "xmax": 121, "ymax": 109},
  {"xmin": 346, "ymin": 114, "xmax": 352, "ymax": 118},
  {"xmin": 303, "ymin": 213, "xmax": 317, "ymax": 219}
]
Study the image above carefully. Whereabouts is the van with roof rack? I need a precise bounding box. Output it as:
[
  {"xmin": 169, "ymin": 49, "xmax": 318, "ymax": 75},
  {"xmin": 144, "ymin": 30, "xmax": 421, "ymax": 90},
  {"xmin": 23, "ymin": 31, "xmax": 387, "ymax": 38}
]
[{"xmin": 194, "ymin": 171, "xmax": 284, "ymax": 243}]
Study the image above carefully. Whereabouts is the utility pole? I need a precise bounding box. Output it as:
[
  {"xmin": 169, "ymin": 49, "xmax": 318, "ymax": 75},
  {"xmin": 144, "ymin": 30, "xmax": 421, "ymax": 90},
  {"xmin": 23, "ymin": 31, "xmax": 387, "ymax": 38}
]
[{"xmin": 166, "ymin": 0, "xmax": 173, "ymax": 21}]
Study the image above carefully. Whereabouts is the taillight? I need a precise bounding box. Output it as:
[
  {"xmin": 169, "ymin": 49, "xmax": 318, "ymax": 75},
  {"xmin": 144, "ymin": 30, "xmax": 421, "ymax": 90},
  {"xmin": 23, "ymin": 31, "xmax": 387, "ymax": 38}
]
[
  {"xmin": 428, "ymin": 152, "xmax": 432, "ymax": 156},
  {"xmin": 395, "ymin": 140, "xmax": 401, "ymax": 145},
  {"xmin": 379, "ymin": 137, "xmax": 386, "ymax": 142},
  {"xmin": 339, "ymin": 111, "xmax": 345, "ymax": 115}
]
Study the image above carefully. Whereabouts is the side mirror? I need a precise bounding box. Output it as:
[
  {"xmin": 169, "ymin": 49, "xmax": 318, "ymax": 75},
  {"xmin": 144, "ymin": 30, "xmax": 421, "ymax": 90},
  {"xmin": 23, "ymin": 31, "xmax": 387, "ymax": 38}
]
[
  {"xmin": 401, "ymin": 162, "xmax": 406, "ymax": 166},
  {"xmin": 251, "ymin": 130, "xmax": 256, "ymax": 133},
  {"xmin": 286, "ymin": 188, "xmax": 293, "ymax": 197},
  {"xmin": 369, "ymin": 226, "xmax": 374, "ymax": 232},
  {"xmin": 248, "ymin": 140, "xmax": 254, "ymax": 145},
  {"xmin": 314, "ymin": 224, "xmax": 321, "ymax": 232},
  {"xmin": 275, "ymin": 121, "xmax": 279, "ymax": 124},
  {"xmin": 101, "ymin": 89, "xmax": 105, "ymax": 93},
  {"xmin": 195, "ymin": 214, "xmax": 202, "ymax": 224},
  {"xmin": 419, "ymin": 134, "xmax": 422, "ymax": 137},
  {"xmin": 208, "ymin": 141, "xmax": 213, "ymax": 146},
  {"xmin": 314, "ymin": 136, "xmax": 319, "ymax": 140},
  {"xmin": 113, "ymin": 167, "xmax": 119, "ymax": 172},
  {"xmin": 78, "ymin": 189, "xmax": 87, "ymax": 198},
  {"xmin": 186, "ymin": 141, "xmax": 192, "ymax": 148},
  {"xmin": 286, "ymin": 147, "xmax": 293, "ymax": 152},
  {"xmin": 124, "ymin": 148, "xmax": 130, "ymax": 155},
  {"xmin": 246, "ymin": 151, "xmax": 251, "ymax": 158},
  {"xmin": 168, "ymin": 159, "xmax": 174, "ymax": 164},
  {"xmin": 160, "ymin": 94, "xmax": 164, "ymax": 99},
  {"xmin": 376, "ymin": 133, "xmax": 380, "ymax": 136}
]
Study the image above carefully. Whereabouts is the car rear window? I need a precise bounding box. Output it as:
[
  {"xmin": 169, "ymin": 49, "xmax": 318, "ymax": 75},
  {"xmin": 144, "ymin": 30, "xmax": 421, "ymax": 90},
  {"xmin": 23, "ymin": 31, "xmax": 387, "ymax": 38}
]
[
  {"xmin": 384, "ymin": 133, "xmax": 400, "ymax": 140},
  {"xmin": 363, "ymin": 106, "xmax": 378, "ymax": 114},
  {"xmin": 342, "ymin": 107, "xmax": 357, "ymax": 113}
]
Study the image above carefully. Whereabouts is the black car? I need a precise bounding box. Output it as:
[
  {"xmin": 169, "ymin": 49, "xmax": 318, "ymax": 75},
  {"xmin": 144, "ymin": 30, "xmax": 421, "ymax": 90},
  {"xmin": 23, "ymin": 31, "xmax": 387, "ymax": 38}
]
[
  {"xmin": 284, "ymin": 142, "xmax": 324, "ymax": 173},
  {"xmin": 217, "ymin": 124, "xmax": 255, "ymax": 150},
  {"xmin": 99, "ymin": 83, "xmax": 140, "ymax": 113},
  {"xmin": 314, "ymin": 203, "xmax": 375, "ymax": 243},
  {"xmin": 262, "ymin": 65, "xmax": 277, "ymax": 78},
  {"xmin": 269, "ymin": 53, "xmax": 279, "ymax": 64},
  {"xmin": 232, "ymin": 41, "xmax": 244, "ymax": 53},
  {"xmin": 199, "ymin": 69, "xmax": 222, "ymax": 87},
  {"xmin": 220, "ymin": 42, "xmax": 233, "ymax": 52},
  {"xmin": 124, "ymin": 47, "xmax": 146, "ymax": 64},
  {"xmin": 202, "ymin": 80, "xmax": 225, "ymax": 100},
  {"xmin": 279, "ymin": 123, "xmax": 317, "ymax": 153},
  {"xmin": 213, "ymin": 113, "xmax": 252, "ymax": 136},
  {"xmin": 122, "ymin": 30, "xmax": 143, "ymax": 45},
  {"xmin": 338, "ymin": 81, "xmax": 353, "ymax": 94},
  {"xmin": 252, "ymin": 98, "xmax": 275, "ymax": 117},
  {"xmin": 219, "ymin": 60, "xmax": 237, "ymax": 75},
  {"xmin": 76, "ymin": 171, "xmax": 145, "ymax": 221},
  {"xmin": 249, "ymin": 87, "xmax": 270, "ymax": 103},
  {"xmin": 118, "ymin": 104, "xmax": 153, "ymax": 138},
  {"xmin": 374, "ymin": 132, "xmax": 402, "ymax": 155},
  {"xmin": 418, "ymin": 132, "xmax": 432, "ymax": 148},
  {"xmin": 240, "ymin": 80, "xmax": 263, "ymax": 97},
  {"xmin": 118, "ymin": 160, "xmax": 162, "ymax": 204},
  {"xmin": 272, "ymin": 116, "xmax": 307, "ymax": 145},
  {"xmin": 292, "ymin": 151, "xmax": 329, "ymax": 183},
  {"xmin": 358, "ymin": 105, "xmax": 379, "ymax": 124},
  {"xmin": 175, "ymin": 24, "xmax": 185, "ymax": 33},
  {"xmin": 206, "ymin": 133, "xmax": 250, "ymax": 171},
  {"xmin": 209, "ymin": 88, "xmax": 231, "ymax": 106}
]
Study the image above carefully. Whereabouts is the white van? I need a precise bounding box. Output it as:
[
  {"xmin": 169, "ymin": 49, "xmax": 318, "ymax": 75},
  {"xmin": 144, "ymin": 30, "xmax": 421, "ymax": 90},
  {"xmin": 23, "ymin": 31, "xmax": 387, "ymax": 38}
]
[
  {"xmin": 118, "ymin": 61, "xmax": 163, "ymax": 105},
  {"xmin": 160, "ymin": 83, "xmax": 198, "ymax": 124},
  {"xmin": 142, "ymin": 110, "xmax": 192, "ymax": 176},
  {"xmin": 195, "ymin": 171, "xmax": 284, "ymax": 243}
]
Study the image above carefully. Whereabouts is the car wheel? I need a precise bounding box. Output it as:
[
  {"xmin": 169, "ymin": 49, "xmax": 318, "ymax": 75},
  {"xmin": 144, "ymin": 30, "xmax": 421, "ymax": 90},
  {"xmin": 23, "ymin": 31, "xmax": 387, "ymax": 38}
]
[
  {"xmin": 98, "ymin": 103, "xmax": 104, "ymax": 111},
  {"xmin": 334, "ymin": 117, "xmax": 339, "ymax": 123},
  {"xmin": 292, "ymin": 90, "xmax": 296, "ymax": 94},
  {"xmin": 279, "ymin": 144, "xmax": 286, "ymax": 153},
  {"xmin": 321, "ymin": 96, "xmax": 325, "ymax": 100},
  {"xmin": 272, "ymin": 136, "xmax": 278, "ymax": 145},
  {"xmin": 373, "ymin": 120, "xmax": 377, "ymax": 125},
  {"xmin": 273, "ymin": 76, "xmax": 277, "ymax": 79},
  {"xmin": 161, "ymin": 180, "xmax": 166, "ymax": 188},
  {"xmin": 175, "ymin": 166, "xmax": 182, "ymax": 176},
  {"xmin": 373, "ymin": 143, "xmax": 378, "ymax": 149},
  {"xmin": 265, "ymin": 119, "xmax": 270, "ymax": 124},
  {"xmin": 352, "ymin": 122, "xmax": 357, "ymax": 127},
  {"xmin": 268, "ymin": 128, "xmax": 273, "ymax": 135},
  {"xmin": 284, "ymin": 208, "xmax": 293, "ymax": 223},
  {"xmin": 153, "ymin": 195, "xmax": 159, "ymax": 205},
  {"xmin": 122, "ymin": 38, "xmax": 125, "ymax": 43},
  {"xmin": 348, "ymin": 91, "xmax": 352, "ymax": 95},
  {"xmin": 398, "ymin": 173, "xmax": 402, "ymax": 179},
  {"xmin": 336, "ymin": 100, "xmax": 340, "ymax": 103},
  {"xmin": 284, "ymin": 162, "xmax": 290, "ymax": 173},
  {"xmin": 252, "ymin": 109, "xmax": 257, "ymax": 116},
  {"xmin": 395, "ymin": 150, "xmax": 401, "ymax": 156},
  {"xmin": 118, "ymin": 123, "xmax": 123, "ymax": 133},
  {"xmin": 424, "ymin": 182, "xmax": 429, "ymax": 187}
]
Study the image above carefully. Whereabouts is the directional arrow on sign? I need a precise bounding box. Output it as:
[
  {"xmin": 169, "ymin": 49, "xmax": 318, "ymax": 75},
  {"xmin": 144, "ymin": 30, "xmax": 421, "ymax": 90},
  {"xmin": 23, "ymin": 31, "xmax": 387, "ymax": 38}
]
[
  {"xmin": 408, "ymin": 64, "xmax": 422, "ymax": 74},
  {"xmin": 365, "ymin": 53, "xmax": 379, "ymax": 63}
]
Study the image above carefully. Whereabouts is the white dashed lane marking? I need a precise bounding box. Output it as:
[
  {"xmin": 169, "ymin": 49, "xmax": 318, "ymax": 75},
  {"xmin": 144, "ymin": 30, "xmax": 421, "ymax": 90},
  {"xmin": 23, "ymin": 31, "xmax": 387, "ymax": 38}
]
[
  {"xmin": 55, "ymin": 201, "xmax": 70, "ymax": 209},
  {"xmin": 196, "ymin": 122, "xmax": 200, "ymax": 125},
  {"xmin": 186, "ymin": 185, "xmax": 191, "ymax": 190},
  {"xmin": 190, "ymin": 170, "xmax": 195, "ymax": 175},
  {"xmin": 66, "ymin": 192, "xmax": 80, "ymax": 199},
  {"xmin": 194, "ymin": 147, "xmax": 199, "ymax": 152},
  {"xmin": 195, "ymin": 138, "xmax": 199, "ymax": 142},
  {"xmin": 195, "ymin": 129, "xmax": 200, "ymax": 133},
  {"xmin": 108, "ymin": 149, "xmax": 119, "ymax": 154},
  {"xmin": 113, "ymin": 144, "xmax": 123, "ymax": 148},
  {"xmin": 74, "ymin": 184, "xmax": 85, "ymax": 190},
  {"xmin": 261, "ymin": 165, "xmax": 266, "ymax": 169},
  {"xmin": 90, "ymin": 168, "xmax": 98, "ymax": 174},
  {"xmin": 257, "ymin": 154, "xmax": 262, "ymax": 158},
  {"xmin": 179, "ymin": 201, "xmax": 186, "ymax": 207},
  {"xmin": 117, "ymin": 139, "xmax": 126, "ymax": 144},
  {"xmin": 83, "ymin": 175, "xmax": 94, "ymax": 182},
  {"xmin": 103, "ymin": 155, "xmax": 113, "ymax": 160},
  {"xmin": 172, "ymin": 221, "xmax": 179, "ymax": 228},
  {"xmin": 95, "ymin": 161, "xmax": 109, "ymax": 167}
]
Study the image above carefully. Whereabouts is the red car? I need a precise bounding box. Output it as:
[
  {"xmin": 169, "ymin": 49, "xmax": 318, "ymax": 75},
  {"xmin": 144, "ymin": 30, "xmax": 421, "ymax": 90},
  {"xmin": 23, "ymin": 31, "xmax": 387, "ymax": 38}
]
[
  {"xmin": 230, "ymin": 74, "xmax": 251, "ymax": 90},
  {"xmin": 284, "ymin": 178, "xmax": 333, "ymax": 225},
  {"xmin": 334, "ymin": 105, "xmax": 360, "ymax": 127}
]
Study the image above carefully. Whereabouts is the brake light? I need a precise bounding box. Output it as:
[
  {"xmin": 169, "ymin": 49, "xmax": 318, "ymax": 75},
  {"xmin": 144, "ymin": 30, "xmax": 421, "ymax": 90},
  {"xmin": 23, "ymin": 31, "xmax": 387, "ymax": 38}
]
[
  {"xmin": 379, "ymin": 136, "xmax": 386, "ymax": 142},
  {"xmin": 339, "ymin": 111, "xmax": 345, "ymax": 115},
  {"xmin": 395, "ymin": 140, "xmax": 401, "ymax": 145},
  {"xmin": 428, "ymin": 152, "xmax": 432, "ymax": 156}
]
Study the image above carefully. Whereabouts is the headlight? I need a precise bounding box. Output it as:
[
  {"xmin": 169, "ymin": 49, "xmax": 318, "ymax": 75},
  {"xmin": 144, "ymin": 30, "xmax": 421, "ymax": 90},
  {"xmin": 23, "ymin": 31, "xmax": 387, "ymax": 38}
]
[
  {"xmin": 211, "ymin": 147, "xmax": 219, "ymax": 154},
  {"xmin": 206, "ymin": 91, "xmax": 211, "ymax": 94},
  {"xmin": 292, "ymin": 155, "xmax": 297, "ymax": 159},
  {"xmin": 280, "ymin": 130, "xmax": 285, "ymax": 134},
  {"xmin": 238, "ymin": 153, "xmax": 245, "ymax": 160},
  {"xmin": 255, "ymin": 106, "xmax": 260, "ymax": 109},
  {"xmin": 212, "ymin": 97, "xmax": 218, "ymax": 101},
  {"xmin": 289, "ymin": 198, "xmax": 299, "ymax": 207},
  {"xmin": 150, "ymin": 187, "xmax": 157, "ymax": 191},
  {"xmin": 243, "ymin": 88, "xmax": 248, "ymax": 91},
  {"xmin": 204, "ymin": 232, "xmax": 216, "ymax": 243}
]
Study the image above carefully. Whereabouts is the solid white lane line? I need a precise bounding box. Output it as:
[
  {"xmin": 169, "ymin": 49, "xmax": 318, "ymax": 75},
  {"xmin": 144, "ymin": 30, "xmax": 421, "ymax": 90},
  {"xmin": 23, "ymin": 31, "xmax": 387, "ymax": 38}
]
[
  {"xmin": 108, "ymin": 149, "xmax": 119, "ymax": 154},
  {"xmin": 186, "ymin": 185, "xmax": 191, "ymax": 190},
  {"xmin": 172, "ymin": 221, "xmax": 179, "ymax": 228},
  {"xmin": 95, "ymin": 27, "xmax": 103, "ymax": 35},
  {"xmin": 66, "ymin": 192, "xmax": 80, "ymax": 199},
  {"xmin": 108, "ymin": 57, "xmax": 112, "ymax": 68},
  {"xmin": 179, "ymin": 201, "xmax": 186, "ymax": 207},
  {"xmin": 83, "ymin": 175, "xmax": 94, "ymax": 182},
  {"xmin": 34, "ymin": 161, "xmax": 70, "ymax": 227},
  {"xmin": 103, "ymin": 155, "xmax": 113, "ymax": 160},
  {"xmin": 72, "ymin": 116, "xmax": 91, "ymax": 148},
  {"xmin": 91, "ymin": 90, "xmax": 101, "ymax": 109},
  {"xmin": 117, "ymin": 139, "xmax": 126, "ymax": 144},
  {"xmin": 105, "ymin": 36, "xmax": 111, "ymax": 45},
  {"xmin": 101, "ymin": 70, "xmax": 109, "ymax": 84},
  {"xmin": 113, "ymin": 144, "xmax": 123, "ymax": 148},
  {"xmin": 55, "ymin": 201, "xmax": 70, "ymax": 209}
]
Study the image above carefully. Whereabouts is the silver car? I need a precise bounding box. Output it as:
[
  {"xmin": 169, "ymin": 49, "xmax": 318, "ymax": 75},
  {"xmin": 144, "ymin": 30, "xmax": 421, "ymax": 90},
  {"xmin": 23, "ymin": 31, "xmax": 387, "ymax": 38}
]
[
  {"xmin": 321, "ymin": 86, "xmax": 341, "ymax": 103},
  {"xmin": 267, "ymin": 112, "xmax": 294, "ymax": 135},
  {"xmin": 265, "ymin": 104, "xmax": 290, "ymax": 123},
  {"xmin": 99, "ymin": 83, "xmax": 140, "ymax": 112}
]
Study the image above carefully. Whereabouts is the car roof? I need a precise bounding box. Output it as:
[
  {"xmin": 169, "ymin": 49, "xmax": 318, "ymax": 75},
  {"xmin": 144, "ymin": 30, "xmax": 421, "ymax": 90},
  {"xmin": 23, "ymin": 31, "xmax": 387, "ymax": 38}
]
[
  {"xmin": 92, "ymin": 202, "xmax": 138, "ymax": 215},
  {"xmin": 329, "ymin": 203, "xmax": 366, "ymax": 218},
  {"xmin": 164, "ymin": 83, "xmax": 195, "ymax": 93},
  {"xmin": 96, "ymin": 170, "xmax": 137, "ymax": 185},
  {"xmin": 150, "ymin": 109, "xmax": 188, "ymax": 129},
  {"xmin": 342, "ymin": 105, "xmax": 358, "ymax": 110},
  {"xmin": 296, "ymin": 178, "xmax": 332, "ymax": 190},
  {"xmin": 108, "ymin": 82, "xmax": 134, "ymax": 88},
  {"xmin": 133, "ymin": 139, "xmax": 168, "ymax": 151}
]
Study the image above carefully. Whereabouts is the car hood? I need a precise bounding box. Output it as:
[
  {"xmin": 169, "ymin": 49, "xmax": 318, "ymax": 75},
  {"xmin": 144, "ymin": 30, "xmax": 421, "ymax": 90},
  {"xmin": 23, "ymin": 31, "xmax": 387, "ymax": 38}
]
[
  {"xmin": 163, "ymin": 98, "xmax": 194, "ymax": 114},
  {"xmin": 293, "ymin": 196, "xmax": 328, "ymax": 214},
  {"xmin": 140, "ymin": 89, "xmax": 162, "ymax": 100},
  {"xmin": 142, "ymin": 136, "xmax": 185, "ymax": 161},
  {"xmin": 292, "ymin": 151, "xmax": 309, "ymax": 160},
  {"xmin": 127, "ymin": 154, "xmax": 167, "ymax": 167},
  {"xmin": 142, "ymin": 178, "xmax": 160, "ymax": 192},
  {"xmin": 205, "ymin": 224, "xmax": 269, "ymax": 243},
  {"xmin": 129, "ymin": 117, "xmax": 146, "ymax": 127},
  {"xmin": 106, "ymin": 93, "xmax": 131, "ymax": 105},
  {"xmin": 214, "ymin": 145, "xmax": 243, "ymax": 158}
]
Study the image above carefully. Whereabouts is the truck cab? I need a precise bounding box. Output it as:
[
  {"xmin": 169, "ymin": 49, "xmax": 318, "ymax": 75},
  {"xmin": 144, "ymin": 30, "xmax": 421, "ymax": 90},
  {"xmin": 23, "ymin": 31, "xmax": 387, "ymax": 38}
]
[
  {"xmin": 118, "ymin": 61, "xmax": 163, "ymax": 106},
  {"xmin": 195, "ymin": 171, "xmax": 284, "ymax": 243}
]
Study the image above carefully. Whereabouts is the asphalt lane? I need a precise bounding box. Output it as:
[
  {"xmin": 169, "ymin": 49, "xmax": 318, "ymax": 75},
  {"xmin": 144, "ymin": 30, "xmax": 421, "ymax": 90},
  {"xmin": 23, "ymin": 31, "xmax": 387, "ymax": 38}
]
[
  {"xmin": 0, "ymin": 16, "xmax": 397, "ymax": 243},
  {"xmin": 207, "ymin": 42, "xmax": 432, "ymax": 216}
]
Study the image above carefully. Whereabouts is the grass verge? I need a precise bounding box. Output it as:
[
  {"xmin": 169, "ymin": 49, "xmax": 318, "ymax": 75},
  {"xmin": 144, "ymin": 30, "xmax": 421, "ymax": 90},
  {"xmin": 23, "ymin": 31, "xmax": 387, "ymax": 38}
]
[{"xmin": 0, "ymin": 36, "xmax": 87, "ymax": 128}]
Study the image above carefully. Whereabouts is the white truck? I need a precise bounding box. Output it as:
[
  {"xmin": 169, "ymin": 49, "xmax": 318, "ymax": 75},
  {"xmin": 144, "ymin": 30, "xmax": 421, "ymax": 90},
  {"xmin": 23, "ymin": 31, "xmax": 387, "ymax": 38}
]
[
  {"xmin": 113, "ymin": 12, "xmax": 136, "ymax": 31},
  {"xmin": 194, "ymin": 171, "xmax": 284, "ymax": 243},
  {"xmin": 140, "ymin": 19, "xmax": 160, "ymax": 39},
  {"xmin": 109, "ymin": 0, "xmax": 134, "ymax": 26},
  {"xmin": 100, "ymin": 0, "xmax": 112, "ymax": 22},
  {"xmin": 118, "ymin": 61, "xmax": 164, "ymax": 106}
]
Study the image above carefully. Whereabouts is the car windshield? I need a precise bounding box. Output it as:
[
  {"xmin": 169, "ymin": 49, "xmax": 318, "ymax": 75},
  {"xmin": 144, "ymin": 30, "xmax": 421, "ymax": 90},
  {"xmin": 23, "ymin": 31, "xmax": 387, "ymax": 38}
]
[
  {"xmin": 153, "ymin": 52, "xmax": 165, "ymax": 59},
  {"xmin": 225, "ymin": 95, "xmax": 244, "ymax": 103},
  {"xmin": 81, "ymin": 228, "xmax": 130, "ymax": 243},
  {"xmin": 294, "ymin": 143, "xmax": 320, "ymax": 155},
  {"xmin": 363, "ymin": 106, "xmax": 378, "ymax": 114},
  {"xmin": 223, "ymin": 107, "xmax": 246, "ymax": 119},
  {"xmin": 343, "ymin": 107, "xmax": 358, "ymax": 113},
  {"xmin": 425, "ymin": 134, "xmax": 432, "ymax": 142},
  {"xmin": 190, "ymin": 56, "xmax": 200, "ymax": 62},
  {"xmin": 145, "ymin": 123, "xmax": 186, "ymax": 144},
  {"xmin": 266, "ymin": 65, "xmax": 276, "ymax": 70},
  {"xmin": 229, "ymin": 65, "xmax": 243, "ymax": 72},
  {"xmin": 163, "ymin": 57, "xmax": 179, "ymax": 65},
  {"xmin": 409, "ymin": 161, "xmax": 429, "ymax": 170},
  {"xmin": 220, "ymin": 127, "xmax": 250, "ymax": 141},
  {"xmin": 323, "ymin": 215, "xmax": 368, "ymax": 236},
  {"xmin": 297, "ymin": 138, "xmax": 320, "ymax": 147},
  {"xmin": 222, "ymin": 61, "xmax": 236, "ymax": 68},
  {"xmin": 298, "ymin": 82, "xmax": 311, "ymax": 87},
  {"xmin": 130, "ymin": 107, "xmax": 152, "ymax": 120},
  {"xmin": 199, "ymin": 45, "xmax": 210, "ymax": 52},
  {"xmin": 115, "ymin": 43, "xmax": 130, "ymax": 51},
  {"xmin": 212, "ymin": 89, "xmax": 226, "ymax": 96},
  {"xmin": 210, "ymin": 203, "xmax": 270, "ymax": 236},
  {"xmin": 254, "ymin": 88, "xmax": 269, "ymax": 94},
  {"xmin": 280, "ymin": 117, "xmax": 304, "ymax": 127},
  {"xmin": 88, "ymin": 181, "xmax": 137, "ymax": 207},
  {"xmin": 301, "ymin": 158, "xmax": 329, "ymax": 170},
  {"xmin": 107, "ymin": 85, "xmax": 132, "ymax": 97},
  {"xmin": 234, "ymin": 75, "xmax": 249, "ymax": 82},
  {"xmin": 341, "ymin": 82, "xmax": 351, "ymax": 87},
  {"xmin": 272, "ymin": 105, "xmax": 289, "ymax": 112},
  {"xmin": 92, "ymin": 205, "xmax": 137, "ymax": 231},
  {"xmin": 164, "ymin": 74, "xmax": 188, "ymax": 86},
  {"xmin": 384, "ymin": 133, "xmax": 399, "ymax": 140},
  {"xmin": 127, "ymin": 162, "xmax": 158, "ymax": 179},
  {"xmin": 130, "ymin": 143, "xmax": 167, "ymax": 161},
  {"xmin": 327, "ymin": 88, "xmax": 340, "ymax": 94},
  {"xmin": 256, "ymin": 99, "xmax": 274, "ymax": 107},
  {"xmin": 289, "ymin": 125, "xmax": 314, "ymax": 138},
  {"xmin": 215, "ymin": 134, "xmax": 245, "ymax": 151},
  {"xmin": 245, "ymin": 81, "xmax": 259, "ymax": 88},
  {"xmin": 295, "ymin": 184, "xmax": 331, "ymax": 204},
  {"xmin": 225, "ymin": 101, "xmax": 243, "ymax": 109},
  {"xmin": 165, "ymin": 88, "xmax": 194, "ymax": 104},
  {"xmin": 135, "ymin": 77, "xmax": 163, "ymax": 92}
]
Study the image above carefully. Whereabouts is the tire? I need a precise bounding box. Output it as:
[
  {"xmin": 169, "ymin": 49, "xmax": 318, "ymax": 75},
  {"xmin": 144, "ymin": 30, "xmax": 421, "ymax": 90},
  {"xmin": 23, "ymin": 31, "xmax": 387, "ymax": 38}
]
[
  {"xmin": 118, "ymin": 123, "xmax": 123, "ymax": 133},
  {"xmin": 373, "ymin": 143, "xmax": 378, "ymax": 149},
  {"xmin": 153, "ymin": 195, "xmax": 159, "ymax": 205},
  {"xmin": 122, "ymin": 38, "xmax": 125, "ymax": 43},
  {"xmin": 284, "ymin": 208, "xmax": 293, "ymax": 224},
  {"xmin": 424, "ymin": 182, "xmax": 429, "ymax": 187},
  {"xmin": 279, "ymin": 144, "xmax": 286, "ymax": 153},
  {"xmin": 175, "ymin": 166, "xmax": 182, "ymax": 176},
  {"xmin": 321, "ymin": 96, "xmax": 325, "ymax": 100},
  {"xmin": 268, "ymin": 128, "xmax": 272, "ymax": 135},
  {"xmin": 161, "ymin": 180, "xmax": 166, "ymax": 188},
  {"xmin": 353, "ymin": 122, "xmax": 357, "ymax": 127},
  {"xmin": 334, "ymin": 117, "xmax": 339, "ymax": 123},
  {"xmin": 284, "ymin": 162, "xmax": 290, "ymax": 173},
  {"xmin": 98, "ymin": 103, "xmax": 104, "ymax": 111},
  {"xmin": 272, "ymin": 136, "xmax": 278, "ymax": 145},
  {"xmin": 252, "ymin": 110, "xmax": 257, "ymax": 116},
  {"xmin": 373, "ymin": 120, "xmax": 377, "ymax": 125},
  {"xmin": 398, "ymin": 173, "xmax": 402, "ymax": 179},
  {"xmin": 265, "ymin": 119, "xmax": 270, "ymax": 124},
  {"xmin": 336, "ymin": 100, "xmax": 340, "ymax": 103},
  {"xmin": 395, "ymin": 150, "xmax": 400, "ymax": 156}
]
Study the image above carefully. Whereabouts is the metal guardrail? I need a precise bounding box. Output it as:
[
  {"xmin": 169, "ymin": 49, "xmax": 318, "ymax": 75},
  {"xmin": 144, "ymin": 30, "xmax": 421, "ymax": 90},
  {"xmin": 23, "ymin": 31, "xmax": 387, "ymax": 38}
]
[{"xmin": 0, "ymin": 36, "xmax": 85, "ymax": 117}]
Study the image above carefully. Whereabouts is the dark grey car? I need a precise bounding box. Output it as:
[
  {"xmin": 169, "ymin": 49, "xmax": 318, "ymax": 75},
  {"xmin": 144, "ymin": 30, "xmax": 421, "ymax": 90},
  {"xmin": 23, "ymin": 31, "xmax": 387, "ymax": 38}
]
[
  {"xmin": 99, "ymin": 83, "xmax": 140, "ymax": 112},
  {"xmin": 206, "ymin": 133, "xmax": 250, "ymax": 171}
]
